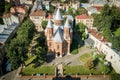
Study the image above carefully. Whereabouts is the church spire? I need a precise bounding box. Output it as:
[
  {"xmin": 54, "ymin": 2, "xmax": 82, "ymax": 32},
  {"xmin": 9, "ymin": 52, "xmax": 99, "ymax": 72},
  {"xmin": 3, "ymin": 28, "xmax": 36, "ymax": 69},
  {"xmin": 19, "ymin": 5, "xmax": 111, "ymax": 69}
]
[
  {"xmin": 54, "ymin": 8, "xmax": 63, "ymax": 20},
  {"xmin": 64, "ymin": 18, "xmax": 71, "ymax": 28},
  {"xmin": 47, "ymin": 19, "xmax": 53, "ymax": 28}
]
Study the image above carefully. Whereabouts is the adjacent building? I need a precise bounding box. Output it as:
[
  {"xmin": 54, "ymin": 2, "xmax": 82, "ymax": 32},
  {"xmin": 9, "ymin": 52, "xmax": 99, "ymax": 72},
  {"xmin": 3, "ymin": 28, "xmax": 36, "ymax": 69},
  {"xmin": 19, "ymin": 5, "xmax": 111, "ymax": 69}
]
[
  {"xmin": 75, "ymin": 14, "xmax": 94, "ymax": 29},
  {"xmin": 30, "ymin": 0, "xmax": 47, "ymax": 31},
  {"xmin": 2, "ymin": 13, "xmax": 20, "ymax": 25},
  {"xmin": 86, "ymin": 28, "xmax": 120, "ymax": 74},
  {"xmin": 45, "ymin": 9, "xmax": 73, "ymax": 57}
]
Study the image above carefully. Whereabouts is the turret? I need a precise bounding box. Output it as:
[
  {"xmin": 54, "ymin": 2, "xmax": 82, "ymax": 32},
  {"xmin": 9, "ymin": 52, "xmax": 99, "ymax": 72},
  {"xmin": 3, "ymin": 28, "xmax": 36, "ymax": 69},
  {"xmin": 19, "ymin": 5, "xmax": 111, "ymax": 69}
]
[
  {"xmin": 54, "ymin": 8, "xmax": 63, "ymax": 26},
  {"xmin": 46, "ymin": 19, "xmax": 53, "ymax": 40},
  {"xmin": 64, "ymin": 18, "xmax": 72, "ymax": 39}
]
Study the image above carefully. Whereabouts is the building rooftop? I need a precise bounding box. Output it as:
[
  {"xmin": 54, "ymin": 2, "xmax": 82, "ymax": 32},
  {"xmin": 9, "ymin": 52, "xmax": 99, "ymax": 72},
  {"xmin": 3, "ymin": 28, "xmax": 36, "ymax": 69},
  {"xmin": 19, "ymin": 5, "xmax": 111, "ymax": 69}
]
[
  {"xmin": 64, "ymin": 18, "xmax": 71, "ymax": 28},
  {"xmin": 93, "ymin": 6, "xmax": 103, "ymax": 11},
  {"xmin": 30, "ymin": 10, "xmax": 46, "ymax": 16},
  {"xmin": 54, "ymin": 8, "xmax": 63, "ymax": 20},
  {"xmin": 52, "ymin": 27, "xmax": 64, "ymax": 43},
  {"xmin": 76, "ymin": 14, "xmax": 89, "ymax": 19},
  {"xmin": 47, "ymin": 19, "xmax": 53, "ymax": 28},
  {"xmin": 88, "ymin": 29, "xmax": 107, "ymax": 42},
  {"xmin": 0, "ymin": 23, "xmax": 18, "ymax": 44}
]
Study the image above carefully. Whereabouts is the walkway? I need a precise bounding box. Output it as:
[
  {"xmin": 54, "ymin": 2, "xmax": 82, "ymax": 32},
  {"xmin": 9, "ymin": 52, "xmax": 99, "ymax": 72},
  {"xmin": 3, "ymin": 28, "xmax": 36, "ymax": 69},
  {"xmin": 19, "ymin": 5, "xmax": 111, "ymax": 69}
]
[
  {"xmin": 44, "ymin": 46, "xmax": 93, "ymax": 66},
  {"xmin": 56, "ymin": 64, "xmax": 63, "ymax": 77}
]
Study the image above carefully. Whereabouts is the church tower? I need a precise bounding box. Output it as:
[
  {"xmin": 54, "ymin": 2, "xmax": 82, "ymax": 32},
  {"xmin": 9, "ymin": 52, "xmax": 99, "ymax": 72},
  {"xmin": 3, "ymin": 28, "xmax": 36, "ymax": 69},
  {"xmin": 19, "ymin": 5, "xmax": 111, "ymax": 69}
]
[
  {"xmin": 45, "ymin": 8, "xmax": 73, "ymax": 57},
  {"xmin": 54, "ymin": 8, "xmax": 63, "ymax": 26}
]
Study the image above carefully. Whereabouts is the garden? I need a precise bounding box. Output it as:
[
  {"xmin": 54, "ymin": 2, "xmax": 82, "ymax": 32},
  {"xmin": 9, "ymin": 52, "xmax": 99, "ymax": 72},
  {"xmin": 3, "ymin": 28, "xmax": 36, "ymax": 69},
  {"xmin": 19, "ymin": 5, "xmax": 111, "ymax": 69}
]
[
  {"xmin": 21, "ymin": 64, "xmax": 55, "ymax": 76},
  {"xmin": 63, "ymin": 52, "xmax": 116, "ymax": 75}
]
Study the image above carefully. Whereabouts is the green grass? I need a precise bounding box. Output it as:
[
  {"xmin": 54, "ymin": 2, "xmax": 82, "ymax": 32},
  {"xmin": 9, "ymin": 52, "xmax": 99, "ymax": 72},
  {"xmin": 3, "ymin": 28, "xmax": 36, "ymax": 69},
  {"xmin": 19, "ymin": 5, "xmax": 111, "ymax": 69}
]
[
  {"xmin": 64, "ymin": 66, "xmax": 101, "ymax": 75},
  {"xmin": 79, "ymin": 53, "xmax": 93, "ymax": 62},
  {"xmin": 22, "ymin": 64, "xmax": 55, "ymax": 75},
  {"xmin": 25, "ymin": 55, "xmax": 37, "ymax": 66}
]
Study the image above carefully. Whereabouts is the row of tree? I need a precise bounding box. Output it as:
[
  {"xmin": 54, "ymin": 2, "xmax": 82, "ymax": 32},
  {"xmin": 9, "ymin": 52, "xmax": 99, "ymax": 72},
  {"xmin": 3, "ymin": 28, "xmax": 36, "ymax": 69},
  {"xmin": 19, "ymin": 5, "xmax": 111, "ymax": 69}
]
[
  {"xmin": 6, "ymin": 19, "xmax": 35, "ymax": 69},
  {"xmin": 93, "ymin": 4, "xmax": 120, "ymax": 51}
]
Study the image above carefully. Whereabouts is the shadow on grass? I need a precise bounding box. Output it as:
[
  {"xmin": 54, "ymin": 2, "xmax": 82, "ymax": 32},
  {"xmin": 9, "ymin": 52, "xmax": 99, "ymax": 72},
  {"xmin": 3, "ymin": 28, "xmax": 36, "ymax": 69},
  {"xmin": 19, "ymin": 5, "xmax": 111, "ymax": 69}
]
[{"xmin": 46, "ymin": 53, "xmax": 55, "ymax": 63}]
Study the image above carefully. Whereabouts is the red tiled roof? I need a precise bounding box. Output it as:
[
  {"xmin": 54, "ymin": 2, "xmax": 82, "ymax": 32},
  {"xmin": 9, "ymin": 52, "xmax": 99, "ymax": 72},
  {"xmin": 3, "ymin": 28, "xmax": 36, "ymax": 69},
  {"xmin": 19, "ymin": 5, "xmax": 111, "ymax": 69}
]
[
  {"xmin": 93, "ymin": 6, "xmax": 103, "ymax": 11},
  {"xmin": 88, "ymin": 29, "xmax": 107, "ymax": 42},
  {"xmin": 30, "ymin": 10, "xmax": 46, "ymax": 16},
  {"xmin": 76, "ymin": 14, "xmax": 89, "ymax": 19},
  {"xmin": 46, "ymin": 15, "xmax": 53, "ymax": 19},
  {"xmin": 3, "ymin": 13, "xmax": 11, "ymax": 18}
]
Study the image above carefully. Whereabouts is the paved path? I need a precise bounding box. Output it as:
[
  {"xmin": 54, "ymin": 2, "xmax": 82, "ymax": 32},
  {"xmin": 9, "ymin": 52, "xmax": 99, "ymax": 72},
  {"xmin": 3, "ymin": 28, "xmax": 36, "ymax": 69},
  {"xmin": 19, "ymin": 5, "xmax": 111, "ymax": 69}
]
[
  {"xmin": 44, "ymin": 46, "xmax": 93, "ymax": 66},
  {"xmin": 57, "ymin": 64, "xmax": 63, "ymax": 77},
  {"xmin": 0, "ymin": 70, "xmax": 17, "ymax": 80}
]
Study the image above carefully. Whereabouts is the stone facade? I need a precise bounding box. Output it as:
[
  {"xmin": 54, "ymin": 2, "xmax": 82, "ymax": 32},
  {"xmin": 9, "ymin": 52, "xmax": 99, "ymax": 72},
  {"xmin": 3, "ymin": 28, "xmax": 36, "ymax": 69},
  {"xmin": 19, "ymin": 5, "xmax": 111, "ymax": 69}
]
[
  {"xmin": 75, "ymin": 14, "xmax": 94, "ymax": 29},
  {"xmin": 45, "ymin": 9, "xmax": 73, "ymax": 57},
  {"xmin": 87, "ymin": 29, "xmax": 120, "ymax": 74}
]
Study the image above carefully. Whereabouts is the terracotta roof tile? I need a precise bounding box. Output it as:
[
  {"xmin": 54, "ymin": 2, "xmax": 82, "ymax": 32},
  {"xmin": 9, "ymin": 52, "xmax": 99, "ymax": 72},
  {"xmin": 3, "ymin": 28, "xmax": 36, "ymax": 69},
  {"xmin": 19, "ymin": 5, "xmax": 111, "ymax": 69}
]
[
  {"xmin": 46, "ymin": 15, "xmax": 53, "ymax": 19},
  {"xmin": 76, "ymin": 14, "xmax": 89, "ymax": 19},
  {"xmin": 88, "ymin": 29, "xmax": 107, "ymax": 42},
  {"xmin": 93, "ymin": 6, "xmax": 103, "ymax": 11},
  {"xmin": 3, "ymin": 13, "xmax": 11, "ymax": 18},
  {"xmin": 30, "ymin": 10, "xmax": 46, "ymax": 16}
]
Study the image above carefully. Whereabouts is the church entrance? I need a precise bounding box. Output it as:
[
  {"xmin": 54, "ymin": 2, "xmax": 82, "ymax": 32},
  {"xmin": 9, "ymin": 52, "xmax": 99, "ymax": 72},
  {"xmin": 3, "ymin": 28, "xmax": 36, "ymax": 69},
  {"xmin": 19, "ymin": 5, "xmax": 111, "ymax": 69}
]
[{"xmin": 57, "ymin": 52, "xmax": 60, "ymax": 57}]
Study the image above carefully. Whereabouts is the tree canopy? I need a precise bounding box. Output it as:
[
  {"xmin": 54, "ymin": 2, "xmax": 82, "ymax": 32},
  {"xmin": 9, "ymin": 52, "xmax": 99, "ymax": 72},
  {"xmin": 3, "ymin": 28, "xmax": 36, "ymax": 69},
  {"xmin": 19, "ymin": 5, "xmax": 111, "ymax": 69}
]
[
  {"xmin": 6, "ymin": 19, "xmax": 35, "ymax": 69},
  {"xmin": 41, "ymin": 20, "xmax": 48, "ymax": 29},
  {"xmin": 93, "ymin": 4, "xmax": 120, "ymax": 50}
]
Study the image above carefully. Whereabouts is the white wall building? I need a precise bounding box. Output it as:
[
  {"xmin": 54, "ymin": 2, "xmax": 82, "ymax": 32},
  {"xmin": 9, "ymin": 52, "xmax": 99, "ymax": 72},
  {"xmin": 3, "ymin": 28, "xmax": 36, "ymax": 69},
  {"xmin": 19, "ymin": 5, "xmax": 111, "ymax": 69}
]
[{"xmin": 87, "ymin": 29, "xmax": 120, "ymax": 74}]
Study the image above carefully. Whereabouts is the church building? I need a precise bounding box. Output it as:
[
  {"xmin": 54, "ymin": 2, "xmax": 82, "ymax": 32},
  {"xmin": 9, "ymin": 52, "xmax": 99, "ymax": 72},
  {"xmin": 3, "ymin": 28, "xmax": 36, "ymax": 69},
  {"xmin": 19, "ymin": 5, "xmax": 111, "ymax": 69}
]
[{"xmin": 45, "ymin": 8, "xmax": 73, "ymax": 57}]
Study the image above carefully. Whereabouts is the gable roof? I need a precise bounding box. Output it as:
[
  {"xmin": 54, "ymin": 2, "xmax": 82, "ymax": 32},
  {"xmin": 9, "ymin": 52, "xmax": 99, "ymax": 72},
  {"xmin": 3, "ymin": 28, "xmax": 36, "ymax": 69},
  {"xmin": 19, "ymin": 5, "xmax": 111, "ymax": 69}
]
[
  {"xmin": 52, "ymin": 27, "xmax": 64, "ymax": 43},
  {"xmin": 76, "ymin": 14, "xmax": 89, "ymax": 19},
  {"xmin": 30, "ymin": 10, "xmax": 46, "ymax": 16}
]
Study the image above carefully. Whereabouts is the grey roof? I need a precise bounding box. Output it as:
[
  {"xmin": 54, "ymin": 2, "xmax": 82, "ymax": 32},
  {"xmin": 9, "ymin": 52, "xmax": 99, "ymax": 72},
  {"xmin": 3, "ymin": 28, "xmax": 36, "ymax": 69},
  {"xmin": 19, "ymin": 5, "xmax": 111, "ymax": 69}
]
[
  {"xmin": 0, "ymin": 23, "xmax": 18, "ymax": 44},
  {"xmin": 67, "ymin": 15, "xmax": 73, "ymax": 21},
  {"xmin": 54, "ymin": 8, "xmax": 63, "ymax": 20},
  {"xmin": 47, "ymin": 19, "xmax": 53, "ymax": 28},
  {"xmin": 85, "ymin": 38, "xmax": 94, "ymax": 46},
  {"xmin": 64, "ymin": 18, "xmax": 71, "ymax": 28},
  {"xmin": 52, "ymin": 27, "xmax": 64, "ymax": 43}
]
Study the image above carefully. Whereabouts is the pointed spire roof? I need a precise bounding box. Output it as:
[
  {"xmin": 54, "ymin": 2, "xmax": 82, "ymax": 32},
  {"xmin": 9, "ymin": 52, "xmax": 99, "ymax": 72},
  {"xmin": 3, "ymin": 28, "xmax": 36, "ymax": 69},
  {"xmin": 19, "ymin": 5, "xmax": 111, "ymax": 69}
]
[
  {"xmin": 64, "ymin": 18, "xmax": 71, "ymax": 28},
  {"xmin": 52, "ymin": 28, "xmax": 64, "ymax": 43},
  {"xmin": 47, "ymin": 19, "xmax": 53, "ymax": 28},
  {"xmin": 54, "ymin": 8, "xmax": 63, "ymax": 20}
]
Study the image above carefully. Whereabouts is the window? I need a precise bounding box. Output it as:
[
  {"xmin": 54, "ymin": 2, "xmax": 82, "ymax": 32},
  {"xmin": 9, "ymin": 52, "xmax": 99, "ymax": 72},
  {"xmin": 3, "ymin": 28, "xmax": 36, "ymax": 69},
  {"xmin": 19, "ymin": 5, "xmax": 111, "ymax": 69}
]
[
  {"xmin": 49, "ymin": 42, "xmax": 52, "ymax": 48},
  {"xmin": 110, "ymin": 56, "xmax": 113, "ymax": 59},
  {"xmin": 57, "ymin": 45, "xmax": 60, "ymax": 51}
]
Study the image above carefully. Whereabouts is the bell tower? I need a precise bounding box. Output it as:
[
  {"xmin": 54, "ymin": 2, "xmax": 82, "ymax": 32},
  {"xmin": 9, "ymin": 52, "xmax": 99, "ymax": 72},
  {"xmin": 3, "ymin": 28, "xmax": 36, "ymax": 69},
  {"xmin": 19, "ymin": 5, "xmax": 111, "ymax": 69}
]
[{"xmin": 54, "ymin": 8, "xmax": 63, "ymax": 26}]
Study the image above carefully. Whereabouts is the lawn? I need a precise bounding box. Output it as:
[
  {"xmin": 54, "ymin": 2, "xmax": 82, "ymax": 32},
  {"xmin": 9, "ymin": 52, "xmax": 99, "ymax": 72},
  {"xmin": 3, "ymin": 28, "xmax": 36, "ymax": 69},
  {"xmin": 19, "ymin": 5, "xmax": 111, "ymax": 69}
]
[
  {"xmin": 21, "ymin": 64, "xmax": 55, "ymax": 75},
  {"xmin": 64, "ymin": 66, "xmax": 101, "ymax": 75},
  {"xmin": 25, "ymin": 55, "xmax": 37, "ymax": 66},
  {"xmin": 79, "ymin": 53, "xmax": 93, "ymax": 62}
]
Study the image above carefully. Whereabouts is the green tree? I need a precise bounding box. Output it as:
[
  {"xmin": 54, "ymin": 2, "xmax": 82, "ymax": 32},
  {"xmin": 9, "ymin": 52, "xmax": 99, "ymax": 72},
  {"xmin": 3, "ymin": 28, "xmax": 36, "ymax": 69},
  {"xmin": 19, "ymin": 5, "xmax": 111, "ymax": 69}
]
[
  {"xmin": 41, "ymin": 20, "xmax": 48, "ymax": 29},
  {"xmin": 6, "ymin": 19, "xmax": 35, "ymax": 69},
  {"xmin": 101, "ymin": 4, "xmax": 110, "ymax": 16},
  {"xmin": 84, "ymin": 58, "xmax": 94, "ymax": 70},
  {"xmin": 112, "ymin": 36, "xmax": 120, "ymax": 51},
  {"xmin": 74, "ymin": 7, "xmax": 87, "ymax": 16},
  {"xmin": 5, "ymin": 2, "xmax": 12, "ymax": 13},
  {"xmin": 102, "ymin": 27, "xmax": 112, "ymax": 41},
  {"xmin": 0, "ymin": 0, "xmax": 5, "ymax": 16},
  {"xmin": 76, "ymin": 23, "xmax": 86, "ymax": 40},
  {"xmin": 67, "ymin": 7, "xmax": 74, "ymax": 16},
  {"xmin": 35, "ymin": 47, "xmax": 46, "ymax": 61},
  {"xmin": 110, "ymin": 74, "xmax": 120, "ymax": 80}
]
